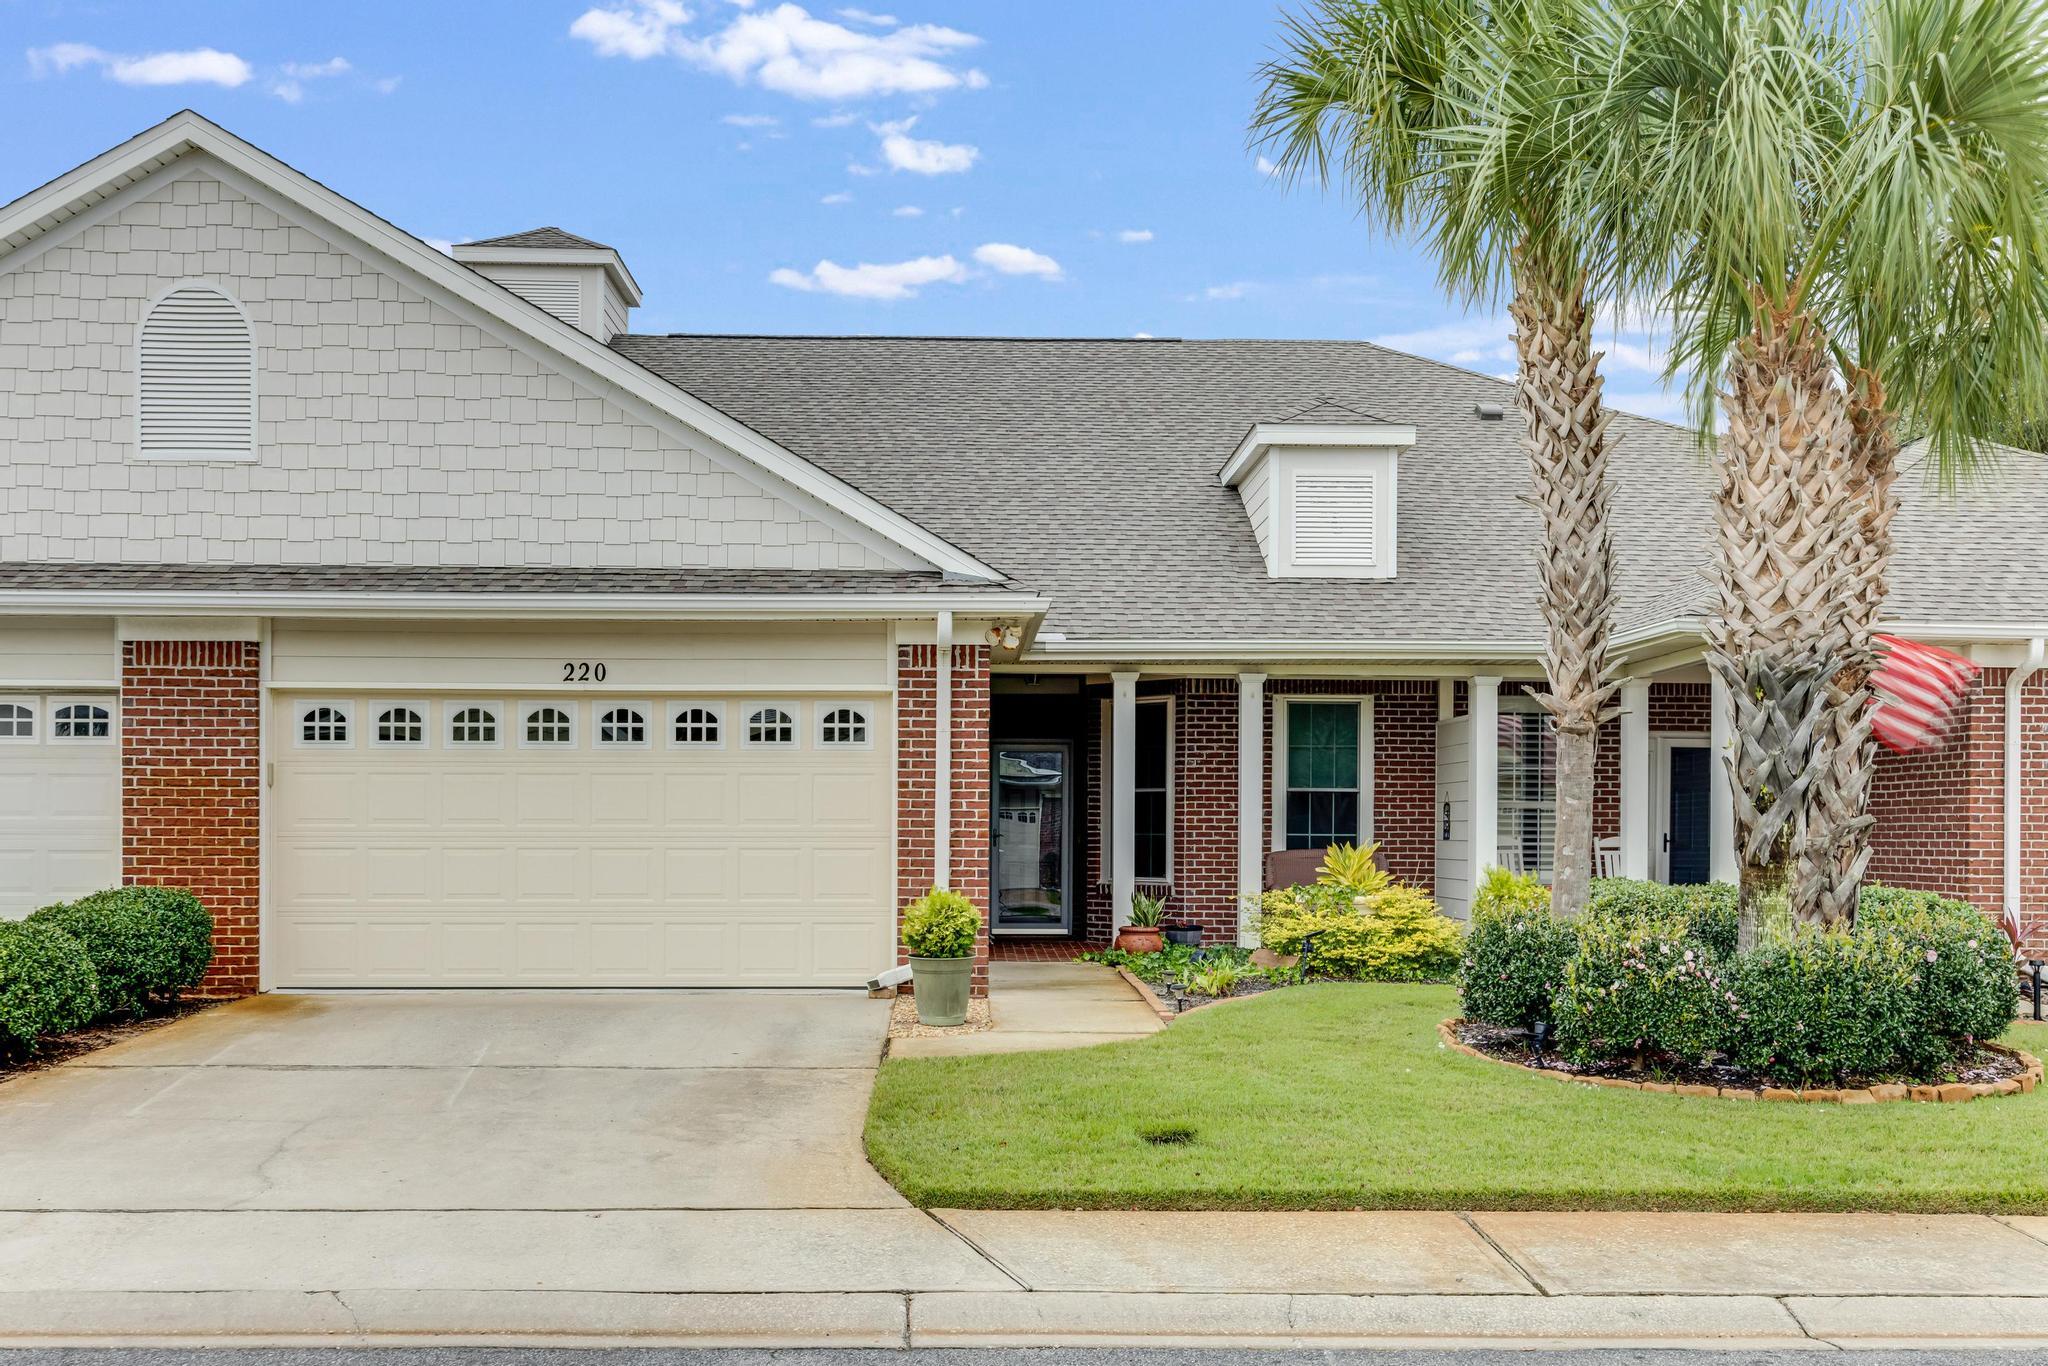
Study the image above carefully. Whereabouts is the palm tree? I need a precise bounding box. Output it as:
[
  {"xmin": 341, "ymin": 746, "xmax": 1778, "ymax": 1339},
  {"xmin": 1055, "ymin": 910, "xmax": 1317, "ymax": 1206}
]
[
  {"xmin": 1609, "ymin": 0, "xmax": 2048, "ymax": 943},
  {"xmin": 1252, "ymin": 0, "xmax": 1626, "ymax": 916}
]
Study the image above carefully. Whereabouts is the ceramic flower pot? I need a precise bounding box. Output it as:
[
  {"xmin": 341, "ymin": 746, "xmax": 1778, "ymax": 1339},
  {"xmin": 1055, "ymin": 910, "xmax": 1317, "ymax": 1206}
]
[
  {"xmin": 908, "ymin": 954, "xmax": 972, "ymax": 1026},
  {"xmin": 1116, "ymin": 924, "xmax": 1165, "ymax": 955}
]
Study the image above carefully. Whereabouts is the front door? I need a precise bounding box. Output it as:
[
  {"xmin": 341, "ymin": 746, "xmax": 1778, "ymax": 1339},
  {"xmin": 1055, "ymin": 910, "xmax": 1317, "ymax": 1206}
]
[
  {"xmin": 1663, "ymin": 743, "xmax": 1712, "ymax": 884},
  {"xmin": 992, "ymin": 743, "xmax": 1072, "ymax": 934}
]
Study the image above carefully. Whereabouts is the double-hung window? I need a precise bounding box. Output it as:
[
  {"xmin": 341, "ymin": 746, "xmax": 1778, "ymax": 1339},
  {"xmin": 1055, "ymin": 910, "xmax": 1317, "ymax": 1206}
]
[
  {"xmin": 1281, "ymin": 699, "xmax": 1369, "ymax": 849},
  {"xmin": 1496, "ymin": 697, "xmax": 1557, "ymax": 881}
]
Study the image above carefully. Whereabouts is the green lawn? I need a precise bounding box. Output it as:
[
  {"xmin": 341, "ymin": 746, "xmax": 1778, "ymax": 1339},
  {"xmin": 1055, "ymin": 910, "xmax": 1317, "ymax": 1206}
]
[{"xmin": 865, "ymin": 983, "xmax": 2048, "ymax": 1212}]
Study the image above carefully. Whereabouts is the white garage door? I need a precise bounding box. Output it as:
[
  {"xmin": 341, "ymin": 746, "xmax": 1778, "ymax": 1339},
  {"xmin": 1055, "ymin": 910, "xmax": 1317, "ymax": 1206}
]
[
  {"xmin": 271, "ymin": 695, "xmax": 893, "ymax": 987},
  {"xmin": 0, "ymin": 695, "xmax": 121, "ymax": 917}
]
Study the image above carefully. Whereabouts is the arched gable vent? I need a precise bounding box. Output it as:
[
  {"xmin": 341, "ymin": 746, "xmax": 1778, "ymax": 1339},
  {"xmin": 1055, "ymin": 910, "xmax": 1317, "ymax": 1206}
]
[{"xmin": 138, "ymin": 284, "xmax": 254, "ymax": 460}]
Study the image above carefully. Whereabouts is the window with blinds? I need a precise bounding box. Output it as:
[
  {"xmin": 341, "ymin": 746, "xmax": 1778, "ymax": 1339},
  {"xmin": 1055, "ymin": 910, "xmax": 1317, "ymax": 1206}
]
[{"xmin": 137, "ymin": 285, "xmax": 254, "ymax": 460}]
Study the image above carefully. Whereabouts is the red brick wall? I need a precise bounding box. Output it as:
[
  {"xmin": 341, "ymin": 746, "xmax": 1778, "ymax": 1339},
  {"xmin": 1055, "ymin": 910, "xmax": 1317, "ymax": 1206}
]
[
  {"xmin": 896, "ymin": 643, "xmax": 992, "ymax": 995},
  {"xmin": 120, "ymin": 639, "xmax": 260, "ymax": 997}
]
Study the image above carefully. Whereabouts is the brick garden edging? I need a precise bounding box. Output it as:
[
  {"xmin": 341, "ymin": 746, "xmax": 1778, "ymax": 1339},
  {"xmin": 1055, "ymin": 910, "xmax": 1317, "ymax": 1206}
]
[{"xmin": 1439, "ymin": 1018, "xmax": 2044, "ymax": 1104}]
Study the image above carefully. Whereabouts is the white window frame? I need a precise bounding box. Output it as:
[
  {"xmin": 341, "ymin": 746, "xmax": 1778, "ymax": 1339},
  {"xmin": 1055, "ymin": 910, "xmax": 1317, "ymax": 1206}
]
[
  {"xmin": 445, "ymin": 701, "xmax": 505, "ymax": 749},
  {"xmin": 816, "ymin": 704, "xmax": 874, "ymax": 750},
  {"xmin": 1496, "ymin": 693, "xmax": 1557, "ymax": 882},
  {"xmin": 134, "ymin": 279, "xmax": 259, "ymax": 464},
  {"xmin": 1096, "ymin": 694, "xmax": 1175, "ymax": 884},
  {"xmin": 742, "ymin": 702, "xmax": 801, "ymax": 749},
  {"xmin": 595, "ymin": 702, "xmax": 654, "ymax": 749},
  {"xmin": 48, "ymin": 696, "xmax": 117, "ymax": 745},
  {"xmin": 295, "ymin": 700, "xmax": 355, "ymax": 748},
  {"xmin": 667, "ymin": 701, "xmax": 725, "ymax": 749},
  {"xmin": 0, "ymin": 696, "xmax": 39, "ymax": 745},
  {"xmin": 1269, "ymin": 694, "xmax": 1375, "ymax": 853},
  {"xmin": 519, "ymin": 702, "xmax": 579, "ymax": 749},
  {"xmin": 370, "ymin": 700, "xmax": 431, "ymax": 749}
]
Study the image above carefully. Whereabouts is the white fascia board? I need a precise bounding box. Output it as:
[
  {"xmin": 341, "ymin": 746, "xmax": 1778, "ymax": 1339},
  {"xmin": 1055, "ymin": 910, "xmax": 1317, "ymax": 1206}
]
[
  {"xmin": 1022, "ymin": 636, "xmax": 1543, "ymax": 664},
  {"xmin": 450, "ymin": 244, "xmax": 642, "ymax": 305},
  {"xmin": 1219, "ymin": 422, "xmax": 1418, "ymax": 488},
  {"xmin": 0, "ymin": 589, "xmax": 1049, "ymax": 622},
  {"xmin": 0, "ymin": 111, "xmax": 998, "ymax": 584}
]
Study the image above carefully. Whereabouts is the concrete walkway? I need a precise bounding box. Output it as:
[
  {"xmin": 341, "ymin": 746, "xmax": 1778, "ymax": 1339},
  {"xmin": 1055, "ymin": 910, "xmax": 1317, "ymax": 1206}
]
[{"xmin": 887, "ymin": 961, "xmax": 1162, "ymax": 1057}]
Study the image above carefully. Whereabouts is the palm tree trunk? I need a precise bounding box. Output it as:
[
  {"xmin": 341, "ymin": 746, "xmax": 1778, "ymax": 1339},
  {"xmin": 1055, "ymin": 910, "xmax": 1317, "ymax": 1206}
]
[
  {"xmin": 1707, "ymin": 297, "xmax": 1859, "ymax": 947},
  {"xmin": 1509, "ymin": 251, "xmax": 1619, "ymax": 918},
  {"xmin": 1792, "ymin": 369, "xmax": 1899, "ymax": 928}
]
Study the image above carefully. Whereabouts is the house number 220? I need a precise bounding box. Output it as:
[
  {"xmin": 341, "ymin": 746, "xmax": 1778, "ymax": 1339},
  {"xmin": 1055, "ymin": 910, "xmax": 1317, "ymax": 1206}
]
[{"xmin": 562, "ymin": 661, "xmax": 608, "ymax": 682}]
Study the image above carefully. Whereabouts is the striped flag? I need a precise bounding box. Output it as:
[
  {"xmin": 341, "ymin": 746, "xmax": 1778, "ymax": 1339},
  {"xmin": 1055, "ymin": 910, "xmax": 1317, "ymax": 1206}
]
[{"xmin": 1869, "ymin": 634, "xmax": 1982, "ymax": 754}]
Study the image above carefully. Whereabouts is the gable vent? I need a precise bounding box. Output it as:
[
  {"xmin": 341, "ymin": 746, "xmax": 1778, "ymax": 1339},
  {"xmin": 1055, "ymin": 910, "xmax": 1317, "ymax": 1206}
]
[
  {"xmin": 494, "ymin": 272, "xmax": 584, "ymax": 326},
  {"xmin": 1290, "ymin": 472, "xmax": 1379, "ymax": 564},
  {"xmin": 138, "ymin": 285, "xmax": 254, "ymax": 460}
]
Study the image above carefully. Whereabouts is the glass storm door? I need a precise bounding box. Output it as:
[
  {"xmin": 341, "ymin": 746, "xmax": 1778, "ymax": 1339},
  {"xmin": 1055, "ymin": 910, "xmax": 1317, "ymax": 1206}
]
[{"xmin": 992, "ymin": 744, "xmax": 1072, "ymax": 934}]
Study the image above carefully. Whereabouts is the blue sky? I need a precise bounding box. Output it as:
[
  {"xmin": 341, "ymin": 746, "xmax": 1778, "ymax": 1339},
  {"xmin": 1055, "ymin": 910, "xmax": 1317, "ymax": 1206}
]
[{"xmin": 1, "ymin": 0, "xmax": 1679, "ymax": 419}]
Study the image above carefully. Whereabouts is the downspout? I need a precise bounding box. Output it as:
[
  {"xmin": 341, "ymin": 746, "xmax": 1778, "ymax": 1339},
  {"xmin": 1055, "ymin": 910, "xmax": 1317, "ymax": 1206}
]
[
  {"xmin": 935, "ymin": 611, "xmax": 953, "ymax": 890},
  {"xmin": 2004, "ymin": 637, "xmax": 2044, "ymax": 931}
]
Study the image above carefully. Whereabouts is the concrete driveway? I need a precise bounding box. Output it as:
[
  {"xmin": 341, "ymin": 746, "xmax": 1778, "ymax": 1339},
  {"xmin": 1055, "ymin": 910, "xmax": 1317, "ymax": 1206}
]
[{"xmin": 0, "ymin": 991, "xmax": 1011, "ymax": 1341}]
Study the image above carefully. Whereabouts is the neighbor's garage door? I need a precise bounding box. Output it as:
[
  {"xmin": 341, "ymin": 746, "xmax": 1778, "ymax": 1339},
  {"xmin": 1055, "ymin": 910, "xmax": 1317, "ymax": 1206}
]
[
  {"xmin": 0, "ymin": 695, "xmax": 120, "ymax": 917},
  {"xmin": 270, "ymin": 694, "xmax": 892, "ymax": 986}
]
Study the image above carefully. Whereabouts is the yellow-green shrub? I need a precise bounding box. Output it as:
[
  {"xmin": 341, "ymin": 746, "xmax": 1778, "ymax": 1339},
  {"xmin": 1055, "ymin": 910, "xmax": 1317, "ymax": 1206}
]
[{"xmin": 1258, "ymin": 883, "xmax": 1462, "ymax": 982}]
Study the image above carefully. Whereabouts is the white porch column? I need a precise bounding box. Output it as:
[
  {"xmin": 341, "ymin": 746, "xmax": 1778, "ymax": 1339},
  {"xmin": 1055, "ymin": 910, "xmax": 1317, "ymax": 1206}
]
[
  {"xmin": 1110, "ymin": 670, "xmax": 1139, "ymax": 931},
  {"xmin": 1468, "ymin": 675, "xmax": 1501, "ymax": 888},
  {"xmin": 934, "ymin": 611, "xmax": 953, "ymax": 888},
  {"xmin": 1236, "ymin": 671, "xmax": 1267, "ymax": 945},
  {"xmin": 1709, "ymin": 670, "xmax": 1739, "ymax": 883},
  {"xmin": 1619, "ymin": 678, "xmax": 1652, "ymax": 880}
]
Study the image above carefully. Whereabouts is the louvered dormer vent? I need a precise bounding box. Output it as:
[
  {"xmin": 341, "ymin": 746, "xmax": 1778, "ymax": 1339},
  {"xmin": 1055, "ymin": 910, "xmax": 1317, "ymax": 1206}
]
[
  {"xmin": 137, "ymin": 284, "xmax": 254, "ymax": 461},
  {"xmin": 1218, "ymin": 422, "xmax": 1413, "ymax": 579}
]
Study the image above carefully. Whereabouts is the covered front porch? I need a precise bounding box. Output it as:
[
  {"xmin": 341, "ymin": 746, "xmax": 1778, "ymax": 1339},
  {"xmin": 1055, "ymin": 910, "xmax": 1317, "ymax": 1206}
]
[{"xmin": 986, "ymin": 665, "xmax": 1739, "ymax": 947}]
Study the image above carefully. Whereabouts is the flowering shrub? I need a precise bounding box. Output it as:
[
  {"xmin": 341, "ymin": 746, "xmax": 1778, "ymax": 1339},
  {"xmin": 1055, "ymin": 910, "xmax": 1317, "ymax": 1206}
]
[
  {"xmin": 1552, "ymin": 914, "xmax": 1736, "ymax": 1067},
  {"xmin": 1459, "ymin": 868, "xmax": 1574, "ymax": 1029},
  {"xmin": 1257, "ymin": 883, "xmax": 1463, "ymax": 981}
]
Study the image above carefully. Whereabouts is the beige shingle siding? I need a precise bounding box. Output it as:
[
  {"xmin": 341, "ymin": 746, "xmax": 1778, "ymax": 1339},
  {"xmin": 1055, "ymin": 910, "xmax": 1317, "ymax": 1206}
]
[{"xmin": 0, "ymin": 171, "xmax": 890, "ymax": 573}]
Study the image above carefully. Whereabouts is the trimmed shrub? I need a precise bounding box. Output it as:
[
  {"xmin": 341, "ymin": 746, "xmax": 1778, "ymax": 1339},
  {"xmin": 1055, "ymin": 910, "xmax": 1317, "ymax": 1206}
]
[
  {"xmin": 900, "ymin": 888, "xmax": 980, "ymax": 959},
  {"xmin": 1857, "ymin": 886, "xmax": 2018, "ymax": 1052},
  {"xmin": 1552, "ymin": 914, "xmax": 1736, "ymax": 1067},
  {"xmin": 0, "ymin": 920, "xmax": 101, "ymax": 1053},
  {"xmin": 27, "ymin": 886, "xmax": 213, "ymax": 1017},
  {"xmin": 1587, "ymin": 878, "xmax": 1739, "ymax": 959},
  {"xmin": 1459, "ymin": 868, "xmax": 1575, "ymax": 1029},
  {"xmin": 1258, "ymin": 883, "xmax": 1463, "ymax": 981},
  {"xmin": 1727, "ymin": 928, "xmax": 1923, "ymax": 1082}
]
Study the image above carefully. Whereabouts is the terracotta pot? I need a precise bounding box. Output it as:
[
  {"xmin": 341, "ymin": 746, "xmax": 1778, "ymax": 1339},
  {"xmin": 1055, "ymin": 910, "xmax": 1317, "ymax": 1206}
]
[{"xmin": 1116, "ymin": 925, "xmax": 1165, "ymax": 954}]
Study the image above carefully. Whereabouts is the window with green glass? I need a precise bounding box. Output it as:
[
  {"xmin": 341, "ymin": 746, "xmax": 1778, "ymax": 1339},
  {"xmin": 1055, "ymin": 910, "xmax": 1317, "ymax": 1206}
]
[{"xmin": 1284, "ymin": 700, "xmax": 1362, "ymax": 849}]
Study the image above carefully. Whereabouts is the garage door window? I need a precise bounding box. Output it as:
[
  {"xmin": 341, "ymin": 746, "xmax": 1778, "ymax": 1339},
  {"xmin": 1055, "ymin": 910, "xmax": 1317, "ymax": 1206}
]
[
  {"xmin": 0, "ymin": 700, "xmax": 34, "ymax": 742},
  {"xmin": 819, "ymin": 706, "xmax": 870, "ymax": 747},
  {"xmin": 374, "ymin": 705, "xmax": 426, "ymax": 747},
  {"xmin": 597, "ymin": 706, "xmax": 649, "ymax": 747},
  {"xmin": 670, "ymin": 704, "xmax": 722, "ymax": 747},
  {"xmin": 745, "ymin": 706, "xmax": 797, "ymax": 747},
  {"xmin": 523, "ymin": 705, "xmax": 575, "ymax": 747},
  {"xmin": 448, "ymin": 705, "xmax": 500, "ymax": 746},
  {"xmin": 299, "ymin": 704, "xmax": 352, "ymax": 746},
  {"xmin": 52, "ymin": 702, "xmax": 114, "ymax": 742}
]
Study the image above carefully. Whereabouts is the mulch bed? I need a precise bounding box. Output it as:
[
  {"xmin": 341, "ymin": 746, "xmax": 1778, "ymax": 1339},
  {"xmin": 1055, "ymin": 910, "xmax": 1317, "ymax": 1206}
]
[
  {"xmin": 1134, "ymin": 971, "xmax": 1291, "ymax": 1012},
  {"xmin": 0, "ymin": 999, "xmax": 223, "ymax": 1084},
  {"xmin": 1454, "ymin": 1017, "xmax": 2029, "ymax": 1095}
]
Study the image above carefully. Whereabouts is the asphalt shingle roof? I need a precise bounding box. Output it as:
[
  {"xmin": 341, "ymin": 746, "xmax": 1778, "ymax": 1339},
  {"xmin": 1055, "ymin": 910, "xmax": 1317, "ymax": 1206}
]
[
  {"xmin": 0, "ymin": 564, "xmax": 1018, "ymax": 597},
  {"xmin": 459, "ymin": 227, "xmax": 614, "ymax": 252}
]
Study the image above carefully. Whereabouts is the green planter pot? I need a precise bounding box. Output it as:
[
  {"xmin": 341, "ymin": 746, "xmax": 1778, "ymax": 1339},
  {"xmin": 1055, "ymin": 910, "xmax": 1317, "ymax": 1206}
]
[{"xmin": 909, "ymin": 955, "xmax": 973, "ymax": 1026}]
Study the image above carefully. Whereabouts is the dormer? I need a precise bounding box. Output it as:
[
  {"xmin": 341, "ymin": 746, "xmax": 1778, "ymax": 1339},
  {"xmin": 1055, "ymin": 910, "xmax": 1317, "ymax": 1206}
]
[
  {"xmin": 451, "ymin": 227, "xmax": 642, "ymax": 343},
  {"xmin": 1220, "ymin": 420, "xmax": 1415, "ymax": 579}
]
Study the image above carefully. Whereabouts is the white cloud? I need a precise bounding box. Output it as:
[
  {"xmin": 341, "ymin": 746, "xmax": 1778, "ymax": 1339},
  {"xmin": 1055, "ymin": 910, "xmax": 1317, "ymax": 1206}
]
[
  {"xmin": 374, "ymin": 75, "xmax": 402, "ymax": 94},
  {"xmin": 770, "ymin": 253, "xmax": 968, "ymax": 299},
  {"xmin": 892, "ymin": 204, "xmax": 924, "ymax": 217},
  {"xmin": 572, "ymin": 1, "xmax": 987, "ymax": 101},
  {"xmin": 1132, "ymin": 331, "xmax": 1155, "ymax": 339},
  {"xmin": 271, "ymin": 54, "xmax": 351, "ymax": 102},
  {"xmin": 1370, "ymin": 318, "xmax": 1512, "ymax": 356},
  {"xmin": 1201, "ymin": 281, "xmax": 1254, "ymax": 301},
  {"xmin": 973, "ymin": 242, "xmax": 1062, "ymax": 280},
  {"xmin": 1255, "ymin": 155, "xmax": 1280, "ymax": 177},
  {"xmin": 423, "ymin": 237, "xmax": 458, "ymax": 255},
  {"xmin": 721, "ymin": 112, "xmax": 779, "ymax": 126},
  {"xmin": 569, "ymin": 0, "xmax": 691, "ymax": 59},
  {"xmin": 1117, "ymin": 228, "xmax": 1154, "ymax": 244},
  {"xmin": 820, "ymin": 190, "xmax": 854, "ymax": 204},
  {"xmin": 879, "ymin": 127, "xmax": 977, "ymax": 174},
  {"xmin": 30, "ymin": 43, "xmax": 252, "ymax": 87},
  {"xmin": 837, "ymin": 7, "xmax": 897, "ymax": 24},
  {"xmin": 811, "ymin": 110, "xmax": 858, "ymax": 127}
]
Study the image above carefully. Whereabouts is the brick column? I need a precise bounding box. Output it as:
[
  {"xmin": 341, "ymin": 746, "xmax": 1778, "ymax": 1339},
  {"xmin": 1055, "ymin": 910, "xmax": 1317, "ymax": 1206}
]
[
  {"xmin": 121, "ymin": 640, "xmax": 261, "ymax": 996},
  {"xmin": 896, "ymin": 643, "xmax": 992, "ymax": 996}
]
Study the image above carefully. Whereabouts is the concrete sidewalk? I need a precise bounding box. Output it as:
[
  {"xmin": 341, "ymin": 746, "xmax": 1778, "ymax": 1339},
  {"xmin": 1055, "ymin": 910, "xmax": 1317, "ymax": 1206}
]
[
  {"xmin": 1, "ymin": 1210, "xmax": 2045, "ymax": 1348},
  {"xmin": 887, "ymin": 961, "xmax": 1162, "ymax": 1057}
]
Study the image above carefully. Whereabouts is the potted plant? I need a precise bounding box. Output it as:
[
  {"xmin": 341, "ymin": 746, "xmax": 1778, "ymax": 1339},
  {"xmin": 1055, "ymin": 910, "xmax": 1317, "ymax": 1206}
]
[
  {"xmin": 1163, "ymin": 921, "xmax": 1203, "ymax": 948},
  {"xmin": 900, "ymin": 887, "xmax": 979, "ymax": 1026},
  {"xmin": 1116, "ymin": 892, "xmax": 1167, "ymax": 955}
]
